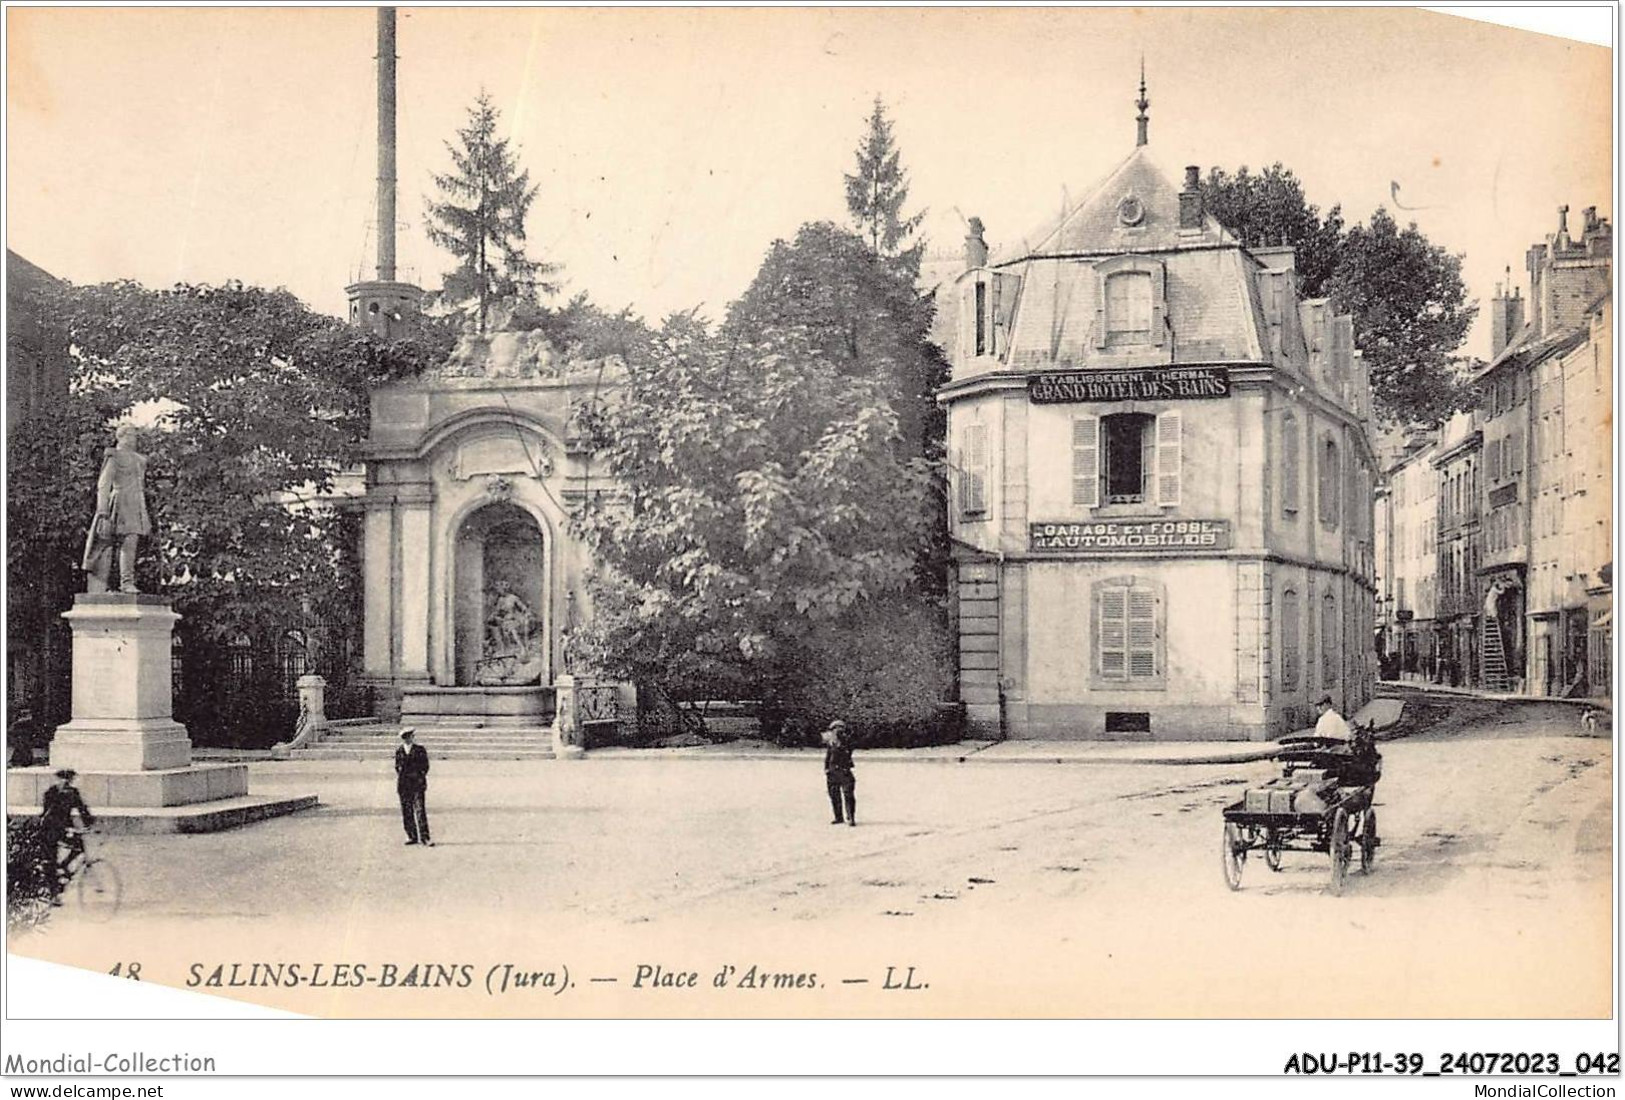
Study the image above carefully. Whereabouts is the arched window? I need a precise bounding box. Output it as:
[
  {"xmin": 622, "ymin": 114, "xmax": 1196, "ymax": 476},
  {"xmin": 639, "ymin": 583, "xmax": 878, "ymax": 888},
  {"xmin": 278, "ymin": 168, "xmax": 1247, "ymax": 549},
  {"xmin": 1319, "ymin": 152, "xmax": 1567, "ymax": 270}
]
[
  {"xmin": 1322, "ymin": 592, "xmax": 1338, "ymax": 687},
  {"xmin": 1281, "ymin": 587, "xmax": 1301, "ymax": 691},
  {"xmin": 1281, "ymin": 412, "xmax": 1300, "ymax": 517},
  {"xmin": 1318, "ymin": 435, "xmax": 1340, "ymax": 529}
]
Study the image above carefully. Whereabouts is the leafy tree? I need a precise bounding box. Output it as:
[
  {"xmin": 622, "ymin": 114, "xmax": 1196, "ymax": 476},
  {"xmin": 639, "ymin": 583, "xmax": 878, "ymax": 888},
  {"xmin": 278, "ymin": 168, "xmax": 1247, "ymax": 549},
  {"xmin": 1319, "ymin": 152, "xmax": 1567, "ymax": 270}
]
[
  {"xmin": 9, "ymin": 278, "xmax": 448, "ymax": 737},
  {"xmin": 725, "ymin": 222, "xmax": 948, "ymax": 463},
  {"xmin": 1326, "ymin": 208, "xmax": 1477, "ymax": 429},
  {"xmin": 1201, "ymin": 165, "xmax": 1473, "ymax": 428},
  {"xmin": 1201, "ymin": 164, "xmax": 1345, "ymax": 296},
  {"xmin": 844, "ymin": 96, "xmax": 926, "ymax": 266},
  {"xmin": 425, "ymin": 92, "xmax": 556, "ymax": 331},
  {"xmin": 569, "ymin": 307, "xmax": 942, "ymax": 733}
]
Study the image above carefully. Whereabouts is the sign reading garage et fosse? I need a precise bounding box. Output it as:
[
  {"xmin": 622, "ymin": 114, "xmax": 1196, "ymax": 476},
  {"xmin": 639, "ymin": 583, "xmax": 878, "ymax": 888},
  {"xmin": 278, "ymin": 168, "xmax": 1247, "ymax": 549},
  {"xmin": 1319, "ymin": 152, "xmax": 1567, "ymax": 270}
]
[
  {"xmin": 1028, "ymin": 366, "xmax": 1230, "ymax": 404},
  {"xmin": 1030, "ymin": 520, "xmax": 1232, "ymax": 553}
]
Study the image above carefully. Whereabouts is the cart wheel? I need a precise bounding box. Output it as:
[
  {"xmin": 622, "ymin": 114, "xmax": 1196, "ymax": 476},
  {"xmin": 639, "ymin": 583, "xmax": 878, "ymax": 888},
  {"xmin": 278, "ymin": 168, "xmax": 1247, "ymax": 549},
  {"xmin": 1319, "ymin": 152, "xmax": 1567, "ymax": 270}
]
[
  {"xmin": 1359, "ymin": 808, "xmax": 1378, "ymax": 874},
  {"xmin": 1222, "ymin": 821, "xmax": 1246, "ymax": 891},
  {"xmin": 1264, "ymin": 829, "xmax": 1284, "ymax": 872},
  {"xmin": 1328, "ymin": 808, "xmax": 1350, "ymax": 896}
]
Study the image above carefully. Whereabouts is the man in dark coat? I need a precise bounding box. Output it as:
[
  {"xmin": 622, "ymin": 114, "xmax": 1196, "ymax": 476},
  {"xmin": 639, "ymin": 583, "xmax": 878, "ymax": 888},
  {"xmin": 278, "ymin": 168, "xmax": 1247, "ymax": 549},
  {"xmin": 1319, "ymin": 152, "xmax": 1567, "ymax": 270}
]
[
  {"xmin": 822, "ymin": 720, "xmax": 856, "ymax": 827},
  {"xmin": 40, "ymin": 768, "xmax": 95, "ymax": 900},
  {"xmin": 394, "ymin": 728, "xmax": 432, "ymax": 846}
]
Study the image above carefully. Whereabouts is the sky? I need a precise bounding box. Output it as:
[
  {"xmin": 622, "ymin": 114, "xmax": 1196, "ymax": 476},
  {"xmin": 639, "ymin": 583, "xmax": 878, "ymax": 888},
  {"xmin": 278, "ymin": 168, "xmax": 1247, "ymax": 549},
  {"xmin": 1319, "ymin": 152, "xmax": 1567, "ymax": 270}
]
[{"xmin": 5, "ymin": 6, "xmax": 1613, "ymax": 362}]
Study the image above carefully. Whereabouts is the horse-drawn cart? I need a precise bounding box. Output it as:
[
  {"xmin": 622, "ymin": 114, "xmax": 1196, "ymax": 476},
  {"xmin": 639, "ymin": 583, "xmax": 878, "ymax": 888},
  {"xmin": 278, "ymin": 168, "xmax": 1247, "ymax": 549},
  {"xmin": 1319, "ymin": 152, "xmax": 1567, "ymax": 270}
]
[{"xmin": 1221, "ymin": 728, "xmax": 1382, "ymax": 895}]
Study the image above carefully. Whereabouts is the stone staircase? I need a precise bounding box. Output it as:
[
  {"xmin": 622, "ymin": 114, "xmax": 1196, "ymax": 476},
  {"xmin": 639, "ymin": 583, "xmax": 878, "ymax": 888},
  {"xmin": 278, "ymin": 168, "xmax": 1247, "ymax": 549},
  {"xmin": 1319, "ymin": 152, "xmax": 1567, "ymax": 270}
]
[{"xmin": 296, "ymin": 718, "xmax": 556, "ymax": 760}]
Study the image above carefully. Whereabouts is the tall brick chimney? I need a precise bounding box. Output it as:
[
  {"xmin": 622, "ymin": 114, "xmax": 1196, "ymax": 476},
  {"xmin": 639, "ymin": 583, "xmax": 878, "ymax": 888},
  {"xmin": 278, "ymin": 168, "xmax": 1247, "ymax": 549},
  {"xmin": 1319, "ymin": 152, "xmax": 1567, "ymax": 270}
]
[
  {"xmin": 1179, "ymin": 166, "xmax": 1204, "ymax": 230},
  {"xmin": 1489, "ymin": 269, "xmax": 1525, "ymax": 359}
]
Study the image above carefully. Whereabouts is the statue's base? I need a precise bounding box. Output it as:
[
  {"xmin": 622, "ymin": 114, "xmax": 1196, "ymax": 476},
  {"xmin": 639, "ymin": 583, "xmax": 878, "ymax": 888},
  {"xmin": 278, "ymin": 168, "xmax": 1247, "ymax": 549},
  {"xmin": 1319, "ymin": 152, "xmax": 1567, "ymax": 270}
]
[
  {"xmin": 50, "ymin": 719, "xmax": 193, "ymax": 772},
  {"xmin": 9, "ymin": 763, "xmax": 248, "ymax": 808}
]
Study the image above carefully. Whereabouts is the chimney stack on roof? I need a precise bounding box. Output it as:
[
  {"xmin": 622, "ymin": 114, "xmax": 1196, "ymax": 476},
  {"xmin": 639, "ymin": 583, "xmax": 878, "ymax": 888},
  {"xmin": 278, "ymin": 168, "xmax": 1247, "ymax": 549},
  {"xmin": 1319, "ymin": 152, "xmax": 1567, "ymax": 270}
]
[
  {"xmin": 1179, "ymin": 166, "xmax": 1204, "ymax": 231},
  {"xmin": 1490, "ymin": 265, "xmax": 1525, "ymax": 360},
  {"xmin": 964, "ymin": 217, "xmax": 989, "ymax": 270}
]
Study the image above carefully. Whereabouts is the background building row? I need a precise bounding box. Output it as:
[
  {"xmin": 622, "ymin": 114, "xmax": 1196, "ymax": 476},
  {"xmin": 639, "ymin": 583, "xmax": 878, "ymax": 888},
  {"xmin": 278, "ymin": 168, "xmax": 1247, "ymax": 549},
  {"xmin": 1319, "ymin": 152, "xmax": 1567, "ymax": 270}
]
[{"xmin": 1373, "ymin": 205, "xmax": 1612, "ymax": 698}]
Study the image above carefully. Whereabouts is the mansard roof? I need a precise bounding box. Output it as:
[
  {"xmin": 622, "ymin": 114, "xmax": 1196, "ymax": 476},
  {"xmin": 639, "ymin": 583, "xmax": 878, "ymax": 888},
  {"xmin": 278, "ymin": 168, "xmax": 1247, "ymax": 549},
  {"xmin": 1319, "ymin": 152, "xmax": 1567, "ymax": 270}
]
[{"xmin": 1003, "ymin": 147, "xmax": 1236, "ymax": 262}]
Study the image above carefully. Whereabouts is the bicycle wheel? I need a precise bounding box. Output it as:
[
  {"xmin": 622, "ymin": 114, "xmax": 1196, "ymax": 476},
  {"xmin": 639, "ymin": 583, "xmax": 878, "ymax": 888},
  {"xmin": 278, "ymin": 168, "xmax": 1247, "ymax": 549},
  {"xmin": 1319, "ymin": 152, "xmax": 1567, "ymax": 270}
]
[{"xmin": 76, "ymin": 859, "xmax": 122, "ymax": 921}]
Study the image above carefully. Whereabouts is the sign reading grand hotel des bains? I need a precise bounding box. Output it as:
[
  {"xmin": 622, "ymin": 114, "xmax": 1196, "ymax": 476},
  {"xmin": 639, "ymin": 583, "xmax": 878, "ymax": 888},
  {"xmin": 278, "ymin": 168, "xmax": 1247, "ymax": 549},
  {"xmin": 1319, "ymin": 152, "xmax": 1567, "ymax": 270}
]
[
  {"xmin": 1030, "ymin": 520, "xmax": 1232, "ymax": 553},
  {"xmin": 1028, "ymin": 366, "xmax": 1230, "ymax": 403}
]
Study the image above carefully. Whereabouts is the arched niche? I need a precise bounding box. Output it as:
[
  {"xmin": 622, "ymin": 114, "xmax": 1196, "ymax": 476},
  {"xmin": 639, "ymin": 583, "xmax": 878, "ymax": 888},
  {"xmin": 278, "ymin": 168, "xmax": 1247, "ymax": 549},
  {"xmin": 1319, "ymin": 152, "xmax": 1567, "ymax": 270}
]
[{"xmin": 453, "ymin": 502, "xmax": 547, "ymax": 687}]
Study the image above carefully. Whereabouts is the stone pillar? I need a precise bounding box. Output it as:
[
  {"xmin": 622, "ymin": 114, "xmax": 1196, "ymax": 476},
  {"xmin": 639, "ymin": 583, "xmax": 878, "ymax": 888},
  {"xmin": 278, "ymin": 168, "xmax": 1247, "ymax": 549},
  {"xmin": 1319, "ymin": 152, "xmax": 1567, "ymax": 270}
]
[
  {"xmin": 50, "ymin": 594, "xmax": 192, "ymax": 772},
  {"xmin": 551, "ymin": 673, "xmax": 586, "ymax": 759},
  {"xmin": 396, "ymin": 491, "xmax": 433, "ymax": 681},
  {"xmin": 297, "ymin": 674, "xmax": 329, "ymax": 737}
]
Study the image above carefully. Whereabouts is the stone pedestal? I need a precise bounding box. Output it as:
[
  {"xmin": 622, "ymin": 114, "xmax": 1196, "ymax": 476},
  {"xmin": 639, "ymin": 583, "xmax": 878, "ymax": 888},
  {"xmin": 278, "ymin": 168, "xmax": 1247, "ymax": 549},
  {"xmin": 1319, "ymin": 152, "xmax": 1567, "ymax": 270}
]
[
  {"xmin": 50, "ymin": 595, "xmax": 192, "ymax": 772},
  {"xmin": 5, "ymin": 593, "xmax": 316, "ymax": 833},
  {"xmin": 551, "ymin": 674, "xmax": 588, "ymax": 759}
]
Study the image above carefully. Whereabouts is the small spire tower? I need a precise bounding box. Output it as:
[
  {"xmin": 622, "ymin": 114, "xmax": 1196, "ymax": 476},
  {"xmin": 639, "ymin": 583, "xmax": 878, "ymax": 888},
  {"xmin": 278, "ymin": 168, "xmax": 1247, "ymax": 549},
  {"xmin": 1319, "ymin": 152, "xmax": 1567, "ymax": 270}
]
[{"xmin": 1135, "ymin": 58, "xmax": 1150, "ymax": 147}]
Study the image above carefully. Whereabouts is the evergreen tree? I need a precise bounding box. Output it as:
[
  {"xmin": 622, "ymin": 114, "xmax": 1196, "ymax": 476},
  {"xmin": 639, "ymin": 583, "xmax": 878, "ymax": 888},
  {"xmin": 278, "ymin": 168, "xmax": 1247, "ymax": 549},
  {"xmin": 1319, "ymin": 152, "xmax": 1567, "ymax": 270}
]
[
  {"xmin": 425, "ymin": 92, "xmax": 557, "ymax": 331},
  {"xmin": 843, "ymin": 96, "xmax": 926, "ymax": 266}
]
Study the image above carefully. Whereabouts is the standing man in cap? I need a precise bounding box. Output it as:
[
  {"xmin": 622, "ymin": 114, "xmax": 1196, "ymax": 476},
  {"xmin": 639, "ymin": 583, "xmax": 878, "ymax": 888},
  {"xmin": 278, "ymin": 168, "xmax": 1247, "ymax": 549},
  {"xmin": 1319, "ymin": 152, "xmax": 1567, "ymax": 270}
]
[
  {"xmin": 394, "ymin": 728, "xmax": 433, "ymax": 846},
  {"xmin": 40, "ymin": 768, "xmax": 95, "ymax": 901},
  {"xmin": 1314, "ymin": 694, "xmax": 1352, "ymax": 741},
  {"xmin": 822, "ymin": 720, "xmax": 857, "ymax": 826}
]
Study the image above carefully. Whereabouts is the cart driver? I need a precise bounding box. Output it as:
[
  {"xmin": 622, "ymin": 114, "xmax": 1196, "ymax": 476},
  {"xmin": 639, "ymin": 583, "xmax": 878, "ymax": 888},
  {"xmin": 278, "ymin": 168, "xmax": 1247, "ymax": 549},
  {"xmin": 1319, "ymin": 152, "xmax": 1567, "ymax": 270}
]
[{"xmin": 1314, "ymin": 694, "xmax": 1352, "ymax": 741}]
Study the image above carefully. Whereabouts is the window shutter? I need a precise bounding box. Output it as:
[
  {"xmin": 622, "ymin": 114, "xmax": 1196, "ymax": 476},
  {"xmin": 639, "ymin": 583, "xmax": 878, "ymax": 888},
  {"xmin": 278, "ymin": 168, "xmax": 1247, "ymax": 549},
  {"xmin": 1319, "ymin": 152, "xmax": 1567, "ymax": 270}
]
[
  {"xmin": 1128, "ymin": 588, "xmax": 1158, "ymax": 679},
  {"xmin": 1099, "ymin": 585, "xmax": 1128, "ymax": 680},
  {"xmin": 1322, "ymin": 593, "xmax": 1337, "ymax": 686},
  {"xmin": 1151, "ymin": 265, "xmax": 1167, "ymax": 346},
  {"xmin": 989, "ymin": 276, "xmax": 1003, "ymax": 358},
  {"xmin": 1155, "ymin": 412, "xmax": 1182, "ymax": 506},
  {"xmin": 1093, "ymin": 269, "xmax": 1109, "ymax": 349},
  {"xmin": 963, "ymin": 424, "xmax": 988, "ymax": 516},
  {"xmin": 1510, "ymin": 428, "xmax": 1522, "ymax": 475},
  {"xmin": 1280, "ymin": 588, "xmax": 1300, "ymax": 691},
  {"xmin": 1072, "ymin": 416, "xmax": 1100, "ymax": 508},
  {"xmin": 1282, "ymin": 413, "xmax": 1299, "ymax": 515},
  {"xmin": 1305, "ymin": 585, "xmax": 1318, "ymax": 688}
]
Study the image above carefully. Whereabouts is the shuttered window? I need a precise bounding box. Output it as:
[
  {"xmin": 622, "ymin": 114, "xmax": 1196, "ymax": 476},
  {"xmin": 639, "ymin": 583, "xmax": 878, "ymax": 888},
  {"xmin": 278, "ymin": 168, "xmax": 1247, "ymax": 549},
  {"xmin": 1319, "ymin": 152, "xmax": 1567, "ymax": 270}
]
[
  {"xmin": 959, "ymin": 423, "xmax": 988, "ymax": 519},
  {"xmin": 1072, "ymin": 416, "xmax": 1100, "ymax": 507},
  {"xmin": 1128, "ymin": 589, "xmax": 1157, "ymax": 679},
  {"xmin": 1282, "ymin": 413, "xmax": 1300, "ymax": 516},
  {"xmin": 1099, "ymin": 587, "xmax": 1127, "ymax": 679},
  {"xmin": 1318, "ymin": 436, "xmax": 1340, "ymax": 529},
  {"xmin": 1156, "ymin": 412, "xmax": 1182, "ymax": 506},
  {"xmin": 1094, "ymin": 578, "xmax": 1164, "ymax": 687},
  {"xmin": 1105, "ymin": 272, "xmax": 1153, "ymax": 338},
  {"xmin": 1322, "ymin": 592, "xmax": 1338, "ymax": 687},
  {"xmin": 1281, "ymin": 587, "xmax": 1301, "ymax": 691}
]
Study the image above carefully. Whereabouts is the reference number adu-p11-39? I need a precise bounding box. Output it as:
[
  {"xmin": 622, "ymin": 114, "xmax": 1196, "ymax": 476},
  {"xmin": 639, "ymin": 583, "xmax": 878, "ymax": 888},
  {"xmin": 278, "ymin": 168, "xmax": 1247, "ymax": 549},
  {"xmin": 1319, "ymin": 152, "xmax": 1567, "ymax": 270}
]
[{"xmin": 1282, "ymin": 1051, "xmax": 1620, "ymax": 1076}]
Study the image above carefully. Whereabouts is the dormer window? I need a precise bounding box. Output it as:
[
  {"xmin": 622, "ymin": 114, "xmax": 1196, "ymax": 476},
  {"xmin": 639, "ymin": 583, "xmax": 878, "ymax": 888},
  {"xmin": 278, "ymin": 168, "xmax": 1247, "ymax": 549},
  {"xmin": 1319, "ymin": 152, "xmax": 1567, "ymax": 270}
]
[
  {"xmin": 1093, "ymin": 256, "xmax": 1167, "ymax": 349},
  {"xmin": 1105, "ymin": 272, "xmax": 1153, "ymax": 342}
]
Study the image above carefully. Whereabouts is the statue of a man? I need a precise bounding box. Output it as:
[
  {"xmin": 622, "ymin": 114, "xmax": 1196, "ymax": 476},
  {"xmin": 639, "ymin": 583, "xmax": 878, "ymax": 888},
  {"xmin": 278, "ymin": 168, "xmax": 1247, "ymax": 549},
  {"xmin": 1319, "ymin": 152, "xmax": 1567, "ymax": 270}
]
[{"xmin": 81, "ymin": 424, "xmax": 151, "ymax": 593}]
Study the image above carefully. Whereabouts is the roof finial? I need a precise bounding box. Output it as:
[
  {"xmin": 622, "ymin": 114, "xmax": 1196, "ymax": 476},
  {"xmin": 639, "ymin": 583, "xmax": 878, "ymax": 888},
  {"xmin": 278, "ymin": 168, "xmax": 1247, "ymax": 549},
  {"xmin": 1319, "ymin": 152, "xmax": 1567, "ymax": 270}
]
[{"xmin": 1135, "ymin": 56, "xmax": 1150, "ymax": 147}]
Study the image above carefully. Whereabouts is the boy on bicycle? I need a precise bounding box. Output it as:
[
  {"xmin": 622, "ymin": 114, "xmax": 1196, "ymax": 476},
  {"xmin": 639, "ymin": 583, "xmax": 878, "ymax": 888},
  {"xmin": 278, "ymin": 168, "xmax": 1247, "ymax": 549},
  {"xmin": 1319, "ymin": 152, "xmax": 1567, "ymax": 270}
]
[{"xmin": 40, "ymin": 769, "xmax": 95, "ymax": 904}]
